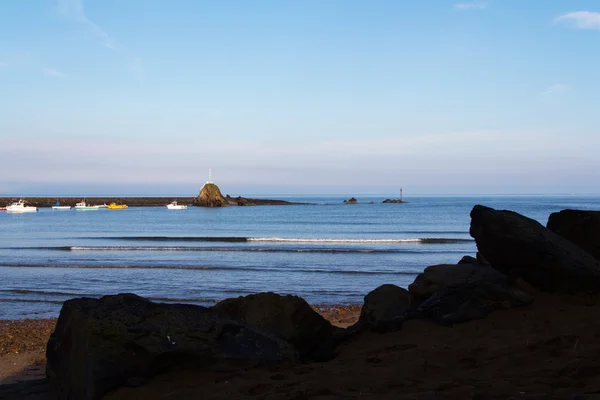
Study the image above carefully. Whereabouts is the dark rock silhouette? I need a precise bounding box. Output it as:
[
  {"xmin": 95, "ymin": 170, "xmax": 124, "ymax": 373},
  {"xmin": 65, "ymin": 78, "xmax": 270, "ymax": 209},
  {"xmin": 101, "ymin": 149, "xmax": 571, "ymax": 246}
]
[
  {"xmin": 193, "ymin": 183, "xmax": 228, "ymax": 207},
  {"xmin": 416, "ymin": 281, "xmax": 532, "ymax": 325},
  {"xmin": 409, "ymin": 263, "xmax": 502, "ymax": 300},
  {"xmin": 46, "ymin": 294, "xmax": 295, "ymax": 400},
  {"xmin": 547, "ymin": 209, "xmax": 600, "ymax": 261},
  {"xmin": 458, "ymin": 255, "xmax": 478, "ymax": 264},
  {"xmin": 343, "ymin": 197, "xmax": 358, "ymax": 204},
  {"xmin": 214, "ymin": 292, "xmax": 335, "ymax": 362},
  {"xmin": 470, "ymin": 205, "xmax": 600, "ymax": 292},
  {"xmin": 356, "ymin": 284, "xmax": 415, "ymax": 332}
]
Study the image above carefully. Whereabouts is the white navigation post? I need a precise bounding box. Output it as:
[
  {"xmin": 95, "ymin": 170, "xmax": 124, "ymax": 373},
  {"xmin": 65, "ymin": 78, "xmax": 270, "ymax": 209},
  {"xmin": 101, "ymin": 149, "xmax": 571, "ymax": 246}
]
[
  {"xmin": 400, "ymin": 188, "xmax": 403, "ymax": 201},
  {"xmin": 207, "ymin": 168, "xmax": 213, "ymax": 184}
]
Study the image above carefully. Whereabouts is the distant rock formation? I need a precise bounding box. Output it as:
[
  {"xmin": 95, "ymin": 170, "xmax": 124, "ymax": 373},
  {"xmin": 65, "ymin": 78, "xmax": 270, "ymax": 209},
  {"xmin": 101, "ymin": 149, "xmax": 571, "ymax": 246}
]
[
  {"xmin": 382, "ymin": 199, "xmax": 406, "ymax": 204},
  {"xmin": 225, "ymin": 195, "xmax": 257, "ymax": 206},
  {"xmin": 344, "ymin": 197, "xmax": 358, "ymax": 204},
  {"xmin": 193, "ymin": 183, "xmax": 228, "ymax": 207}
]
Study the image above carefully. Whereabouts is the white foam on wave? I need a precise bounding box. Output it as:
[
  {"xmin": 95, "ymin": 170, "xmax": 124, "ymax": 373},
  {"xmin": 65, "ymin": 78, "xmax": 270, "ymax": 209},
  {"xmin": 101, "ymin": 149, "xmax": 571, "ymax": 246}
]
[{"xmin": 248, "ymin": 238, "xmax": 424, "ymax": 243}]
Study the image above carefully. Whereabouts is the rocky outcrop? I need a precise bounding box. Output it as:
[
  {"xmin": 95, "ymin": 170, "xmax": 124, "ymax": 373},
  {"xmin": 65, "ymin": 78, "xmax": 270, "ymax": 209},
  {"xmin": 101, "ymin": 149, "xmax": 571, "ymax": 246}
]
[
  {"xmin": 356, "ymin": 284, "xmax": 415, "ymax": 332},
  {"xmin": 382, "ymin": 199, "xmax": 406, "ymax": 204},
  {"xmin": 225, "ymin": 195, "xmax": 256, "ymax": 206},
  {"xmin": 408, "ymin": 263, "xmax": 532, "ymax": 325},
  {"xmin": 409, "ymin": 263, "xmax": 501, "ymax": 299},
  {"xmin": 214, "ymin": 292, "xmax": 336, "ymax": 362},
  {"xmin": 470, "ymin": 205, "xmax": 600, "ymax": 292},
  {"xmin": 547, "ymin": 209, "xmax": 600, "ymax": 261},
  {"xmin": 344, "ymin": 197, "xmax": 358, "ymax": 204},
  {"xmin": 46, "ymin": 294, "xmax": 295, "ymax": 400},
  {"xmin": 416, "ymin": 281, "xmax": 533, "ymax": 325},
  {"xmin": 193, "ymin": 183, "xmax": 228, "ymax": 207}
]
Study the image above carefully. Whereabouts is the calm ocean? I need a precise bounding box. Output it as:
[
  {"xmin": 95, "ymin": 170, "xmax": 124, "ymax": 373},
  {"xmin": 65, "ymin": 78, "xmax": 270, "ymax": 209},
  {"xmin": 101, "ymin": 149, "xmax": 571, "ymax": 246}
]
[{"xmin": 1, "ymin": 195, "xmax": 598, "ymax": 319}]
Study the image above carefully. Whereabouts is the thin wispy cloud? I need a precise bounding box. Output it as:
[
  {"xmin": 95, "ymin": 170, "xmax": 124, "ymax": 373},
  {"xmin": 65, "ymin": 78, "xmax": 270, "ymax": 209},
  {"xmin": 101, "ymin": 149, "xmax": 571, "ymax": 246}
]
[
  {"xmin": 541, "ymin": 83, "xmax": 571, "ymax": 99},
  {"xmin": 454, "ymin": 2, "xmax": 488, "ymax": 10},
  {"xmin": 58, "ymin": 0, "xmax": 114, "ymax": 49},
  {"xmin": 43, "ymin": 68, "xmax": 68, "ymax": 79},
  {"xmin": 555, "ymin": 11, "xmax": 600, "ymax": 30},
  {"xmin": 57, "ymin": 0, "xmax": 144, "ymax": 80}
]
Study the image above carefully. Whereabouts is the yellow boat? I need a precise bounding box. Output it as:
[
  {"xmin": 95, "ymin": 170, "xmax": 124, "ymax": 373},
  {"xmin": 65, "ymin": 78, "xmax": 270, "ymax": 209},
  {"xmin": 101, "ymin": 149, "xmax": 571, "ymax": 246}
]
[{"xmin": 107, "ymin": 202, "xmax": 128, "ymax": 210}]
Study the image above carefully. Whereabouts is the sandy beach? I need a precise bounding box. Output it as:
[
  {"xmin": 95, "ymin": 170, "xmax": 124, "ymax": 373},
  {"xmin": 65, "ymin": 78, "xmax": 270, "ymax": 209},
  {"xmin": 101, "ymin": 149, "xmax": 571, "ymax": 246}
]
[
  {"xmin": 0, "ymin": 305, "xmax": 360, "ymax": 387},
  {"xmin": 3, "ymin": 293, "xmax": 600, "ymax": 399}
]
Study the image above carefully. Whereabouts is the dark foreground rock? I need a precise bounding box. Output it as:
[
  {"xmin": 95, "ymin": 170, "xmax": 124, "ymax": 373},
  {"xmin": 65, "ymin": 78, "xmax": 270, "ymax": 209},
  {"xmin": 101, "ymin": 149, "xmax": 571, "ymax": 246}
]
[
  {"xmin": 470, "ymin": 205, "xmax": 600, "ymax": 292},
  {"xmin": 355, "ymin": 284, "xmax": 415, "ymax": 332},
  {"xmin": 46, "ymin": 294, "xmax": 295, "ymax": 400},
  {"xmin": 214, "ymin": 292, "xmax": 335, "ymax": 362},
  {"xmin": 408, "ymin": 263, "xmax": 532, "ymax": 325},
  {"xmin": 343, "ymin": 197, "xmax": 357, "ymax": 204},
  {"xmin": 409, "ymin": 263, "xmax": 502, "ymax": 299},
  {"xmin": 547, "ymin": 209, "xmax": 600, "ymax": 261},
  {"xmin": 416, "ymin": 281, "xmax": 533, "ymax": 325}
]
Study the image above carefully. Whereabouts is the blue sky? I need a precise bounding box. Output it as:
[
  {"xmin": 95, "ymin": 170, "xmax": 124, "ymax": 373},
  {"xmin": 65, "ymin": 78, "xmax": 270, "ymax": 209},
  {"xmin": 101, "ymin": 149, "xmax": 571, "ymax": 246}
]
[{"xmin": 1, "ymin": 0, "xmax": 599, "ymax": 195}]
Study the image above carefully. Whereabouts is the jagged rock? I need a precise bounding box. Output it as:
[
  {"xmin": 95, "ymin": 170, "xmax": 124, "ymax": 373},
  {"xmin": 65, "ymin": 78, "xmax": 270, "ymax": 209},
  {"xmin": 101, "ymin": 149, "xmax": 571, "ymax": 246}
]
[
  {"xmin": 46, "ymin": 294, "xmax": 295, "ymax": 400},
  {"xmin": 193, "ymin": 183, "xmax": 228, "ymax": 207},
  {"xmin": 382, "ymin": 199, "xmax": 407, "ymax": 204},
  {"xmin": 547, "ymin": 209, "xmax": 600, "ymax": 261},
  {"xmin": 470, "ymin": 205, "xmax": 600, "ymax": 292},
  {"xmin": 344, "ymin": 197, "xmax": 358, "ymax": 204},
  {"xmin": 408, "ymin": 263, "xmax": 504, "ymax": 300},
  {"xmin": 458, "ymin": 255, "xmax": 478, "ymax": 264},
  {"xmin": 356, "ymin": 284, "xmax": 415, "ymax": 332},
  {"xmin": 214, "ymin": 292, "xmax": 335, "ymax": 362},
  {"xmin": 416, "ymin": 281, "xmax": 533, "ymax": 325}
]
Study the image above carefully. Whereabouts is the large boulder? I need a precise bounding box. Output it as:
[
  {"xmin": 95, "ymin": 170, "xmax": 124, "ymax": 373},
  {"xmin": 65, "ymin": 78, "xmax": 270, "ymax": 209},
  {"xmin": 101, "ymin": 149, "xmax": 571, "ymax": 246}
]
[
  {"xmin": 470, "ymin": 205, "xmax": 600, "ymax": 292},
  {"xmin": 46, "ymin": 294, "xmax": 295, "ymax": 400},
  {"xmin": 193, "ymin": 183, "xmax": 228, "ymax": 207},
  {"xmin": 547, "ymin": 209, "xmax": 600, "ymax": 261},
  {"xmin": 408, "ymin": 263, "xmax": 505, "ymax": 299},
  {"xmin": 356, "ymin": 284, "xmax": 415, "ymax": 332},
  {"xmin": 416, "ymin": 281, "xmax": 533, "ymax": 325},
  {"xmin": 214, "ymin": 292, "xmax": 335, "ymax": 362}
]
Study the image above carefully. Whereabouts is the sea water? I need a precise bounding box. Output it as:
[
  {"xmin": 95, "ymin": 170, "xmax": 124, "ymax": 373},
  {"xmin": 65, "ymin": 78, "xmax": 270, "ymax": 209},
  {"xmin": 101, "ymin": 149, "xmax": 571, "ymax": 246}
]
[{"xmin": 0, "ymin": 195, "xmax": 598, "ymax": 319}]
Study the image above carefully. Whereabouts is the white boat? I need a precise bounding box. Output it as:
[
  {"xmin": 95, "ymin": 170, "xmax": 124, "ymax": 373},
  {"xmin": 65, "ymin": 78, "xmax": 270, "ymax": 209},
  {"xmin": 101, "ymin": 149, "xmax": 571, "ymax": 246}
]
[
  {"xmin": 52, "ymin": 202, "xmax": 71, "ymax": 210},
  {"xmin": 166, "ymin": 201, "xmax": 187, "ymax": 210},
  {"xmin": 74, "ymin": 201, "xmax": 100, "ymax": 211},
  {"xmin": 6, "ymin": 199, "xmax": 37, "ymax": 213}
]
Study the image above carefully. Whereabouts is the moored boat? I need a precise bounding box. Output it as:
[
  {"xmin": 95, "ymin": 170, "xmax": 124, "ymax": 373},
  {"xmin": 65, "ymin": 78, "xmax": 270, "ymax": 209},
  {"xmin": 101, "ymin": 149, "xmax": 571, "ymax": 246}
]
[
  {"xmin": 166, "ymin": 201, "xmax": 187, "ymax": 210},
  {"xmin": 6, "ymin": 199, "xmax": 37, "ymax": 213},
  {"xmin": 74, "ymin": 201, "xmax": 100, "ymax": 211},
  {"xmin": 107, "ymin": 202, "xmax": 128, "ymax": 210},
  {"xmin": 52, "ymin": 202, "xmax": 71, "ymax": 210}
]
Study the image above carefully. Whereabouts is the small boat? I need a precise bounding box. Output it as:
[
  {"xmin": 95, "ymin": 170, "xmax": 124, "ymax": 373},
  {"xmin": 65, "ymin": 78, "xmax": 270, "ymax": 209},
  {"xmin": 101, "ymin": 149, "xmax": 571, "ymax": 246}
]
[
  {"xmin": 0, "ymin": 206, "xmax": 6, "ymax": 211},
  {"xmin": 107, "ymin": 202, "xmax": 128, "ymax": 210},
  {"xmin": 52, "ymin": 202, "xmax": 71, "ymax": 210},
  {"xmin": 74, "ymin": 201, "xmax": 100, "ymax": 211},
  {"xmin": 166, "ymin": 201, "xmax": 187, "ymax": 210},
  {"xmin": 6, "ymin": 199, "xmax": 37, "ymax": 213},
  {"xmin": 95, "ymin": 203, "xmax": 109, "ymax": 208}
]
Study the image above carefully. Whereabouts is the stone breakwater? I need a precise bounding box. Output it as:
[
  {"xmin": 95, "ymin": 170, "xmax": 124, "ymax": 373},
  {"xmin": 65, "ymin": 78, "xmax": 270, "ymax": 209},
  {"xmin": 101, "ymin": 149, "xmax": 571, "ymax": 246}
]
[{"xmin": 0, "ymin": 197, "xmax": 301, "ymax": 208}]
